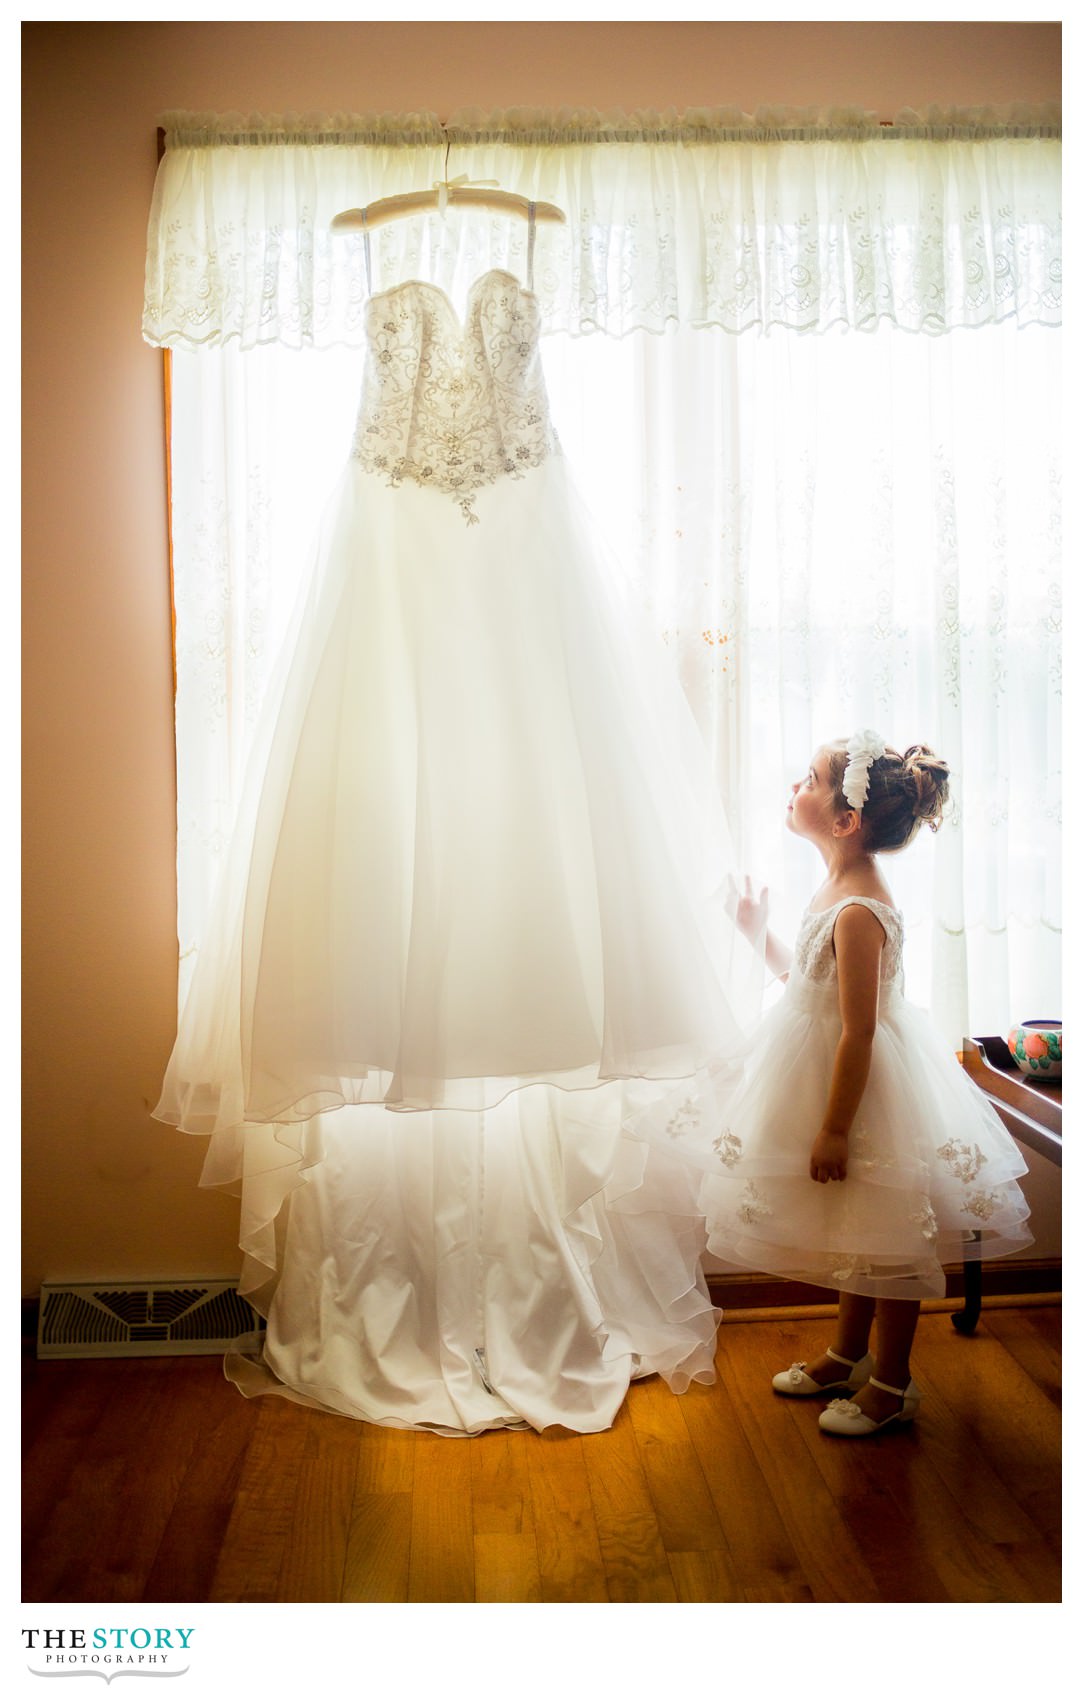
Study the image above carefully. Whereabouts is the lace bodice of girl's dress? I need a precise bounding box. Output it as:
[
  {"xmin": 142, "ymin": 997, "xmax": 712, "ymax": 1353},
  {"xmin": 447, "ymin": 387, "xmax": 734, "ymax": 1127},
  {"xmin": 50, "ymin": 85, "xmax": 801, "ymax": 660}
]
[
  {"xmin": 792, "ymin": 896, "xmax": 904, "ymax": 989},
  {"xmin": 351, "ymin": 271, "xmax": 560, "ymax": 525}
]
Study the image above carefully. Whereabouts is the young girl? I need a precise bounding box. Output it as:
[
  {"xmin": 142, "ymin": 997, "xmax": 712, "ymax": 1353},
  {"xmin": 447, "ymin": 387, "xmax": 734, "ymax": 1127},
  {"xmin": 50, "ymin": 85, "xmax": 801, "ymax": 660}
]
[{"xmin": 701, "ymin": 732, "xmax": 1033, "ymax": 1436}]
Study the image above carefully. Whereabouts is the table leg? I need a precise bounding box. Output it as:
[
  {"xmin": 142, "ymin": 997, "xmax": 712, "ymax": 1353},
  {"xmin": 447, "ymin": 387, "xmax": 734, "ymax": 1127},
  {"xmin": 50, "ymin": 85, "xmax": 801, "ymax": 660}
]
[{"xmin": 952, "ymin": 1236, "xmax": 983, "ymax": 1333}]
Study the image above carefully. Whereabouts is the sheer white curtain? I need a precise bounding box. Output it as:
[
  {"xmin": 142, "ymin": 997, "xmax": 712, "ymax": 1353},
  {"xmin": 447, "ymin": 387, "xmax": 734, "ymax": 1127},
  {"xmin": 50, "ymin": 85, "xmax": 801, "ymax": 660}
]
[
  {"xmin": 153, "ymin": 109, "xmax": 1061, "ymax": 1039},
  {"xmin": 146, "ymin": 106, "xmax": 1061, "ymax": 345},
  {"xmin": 545, "ymin": 323, "xmax": 1062, "ymax": 1040}
]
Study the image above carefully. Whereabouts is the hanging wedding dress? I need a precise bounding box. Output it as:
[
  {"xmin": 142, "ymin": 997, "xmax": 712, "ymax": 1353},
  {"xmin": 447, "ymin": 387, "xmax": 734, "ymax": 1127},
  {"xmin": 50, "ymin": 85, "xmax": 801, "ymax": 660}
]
[{"xmin": 155, "ymin": 209, "xmax": 753, "ymax": 1434}]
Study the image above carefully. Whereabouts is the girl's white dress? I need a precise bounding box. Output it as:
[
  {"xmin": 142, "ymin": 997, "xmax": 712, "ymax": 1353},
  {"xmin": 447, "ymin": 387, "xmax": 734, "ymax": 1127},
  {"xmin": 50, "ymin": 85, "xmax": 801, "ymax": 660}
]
[
  {"xmin": 700, "ymin": 897, "xmax": 1032, "ymax": 1299},
  {"xmin": 154, "ymin": 236, "xmax": 751, "ymax": 1434}
]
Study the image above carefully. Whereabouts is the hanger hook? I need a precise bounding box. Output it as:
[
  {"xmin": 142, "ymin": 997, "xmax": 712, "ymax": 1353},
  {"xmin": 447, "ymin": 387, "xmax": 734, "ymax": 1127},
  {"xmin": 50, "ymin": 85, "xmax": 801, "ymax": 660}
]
[{"xmin": 443, "ymin": 133, "xmax": 451, "ymax": 185}]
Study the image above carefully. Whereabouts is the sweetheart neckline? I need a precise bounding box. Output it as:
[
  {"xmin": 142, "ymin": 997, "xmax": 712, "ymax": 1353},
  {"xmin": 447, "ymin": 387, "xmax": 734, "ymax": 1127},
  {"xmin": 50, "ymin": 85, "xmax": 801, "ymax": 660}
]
[{"xmin": 366, "ymin": 270, "xmax": 538, "ymax": 331}]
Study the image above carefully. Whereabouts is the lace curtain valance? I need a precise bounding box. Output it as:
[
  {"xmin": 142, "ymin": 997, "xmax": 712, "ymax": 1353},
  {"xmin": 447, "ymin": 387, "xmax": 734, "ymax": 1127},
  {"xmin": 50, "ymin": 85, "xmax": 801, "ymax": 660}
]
[{"xmin": 143, "ymin": 106, "xmax": 1061, "ymax": 349}]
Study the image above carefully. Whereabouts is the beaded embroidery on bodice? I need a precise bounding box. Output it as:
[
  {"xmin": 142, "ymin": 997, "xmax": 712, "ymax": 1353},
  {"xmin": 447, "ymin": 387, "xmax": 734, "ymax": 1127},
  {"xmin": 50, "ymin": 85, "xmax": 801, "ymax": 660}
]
[
  {"xmin": 350, "ymin": 271, "xmax": 560, "ymax": 525},
  {"xmin": 793, "ymin": 897, "xmax": 904, "ymax": 988}
]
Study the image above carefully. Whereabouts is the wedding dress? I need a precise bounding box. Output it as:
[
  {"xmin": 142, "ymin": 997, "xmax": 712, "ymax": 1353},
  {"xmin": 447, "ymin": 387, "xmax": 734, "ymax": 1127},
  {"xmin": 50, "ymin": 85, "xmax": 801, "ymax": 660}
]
[{"xmin": 154, "ymin": 209, "xmax": 751, "ymax": 1434}]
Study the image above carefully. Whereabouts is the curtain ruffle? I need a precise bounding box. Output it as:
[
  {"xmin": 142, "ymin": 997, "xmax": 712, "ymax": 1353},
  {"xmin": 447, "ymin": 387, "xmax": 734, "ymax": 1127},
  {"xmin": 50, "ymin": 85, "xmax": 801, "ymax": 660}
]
[{"xmin": 143, "ymin": 106, "xmax": 1061, "ymax": 349}]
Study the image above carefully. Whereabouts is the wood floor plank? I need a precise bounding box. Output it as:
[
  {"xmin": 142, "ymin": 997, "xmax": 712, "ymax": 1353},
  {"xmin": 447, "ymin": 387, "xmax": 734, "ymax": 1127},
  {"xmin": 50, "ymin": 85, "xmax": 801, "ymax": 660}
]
[
  {"xmin": 899, "ymin": 1324, "xmax": 1061, "ymax": 1600},
  {"xmin": 23, "ymin": 1358, "xmax": 208, "ymax": 1603},
  {"xmin": 580, "ymin": 1403, "xmax": 679, "ymax": 1601},
  {"xmin": 22, "ymin": 1362, "xmax": 124, "ymax": 1566},
  {"xmin": 470, "ymin": 1429, "xmax": 535, "ymax": 1537},
  {"xmin": 678, "ymin": 1375, "xmax": 814, "ymax": 1602},
  {"xmin": 474, "ymin": 1532, "xmax": 543, "ymax": 1602},
  {"xmin": 625, "ymin": 1374, "xmax": 727, "ymax": 1556},
  {"xmin": 979, "ymin": 1307, "xmax": 1062, "ymax": 1409},
  {"xmin": 898, "ymin": 1376, "xmax": 1056, "ymax": 1598},
  {"xmin": 407, "ymin": 1435, "xmax": 475, "ymax": 1602},
  {"xmin": 915, "ymin": 1316, "xmax": 1061, "ymax": 1555},
  {"xmin": 274, "ymin": 1411, "xmax": 363, "ymax": 1602},
  {"xmin": 668, "ymin": 1548, "xmax": 748, "ymax": 1604},
  {"xmin": 141, "ymin": 1367, "xmax": 262, "ymax": 1602},
  {"xmin": 355, "ymin": 1421, "xmax": 416, "ymax": 1495},
  {"xmin": 208, "ymin": 1398, "xmax": 314, "ymax": 1602},
  {"xmin": 1010, "ymin": 1304, "xmax": 1062, "ymax": 1352},
  {"xmin": 798, "ymin": 1386, "xmax": 955, "ymax": 1603},
  {"xmin": 871, "ymin": 1401, "xmax": 1057, "ymax": 1603},
  {"xmin": 528, "ymin": 1431, "xmax": 609, "ymax": 1602},
  {"xmin": 342, "ymin": 1492, "xmax": 413, "ymax": 1602},
  {"xmin": 21, "ymin": 1357, "xmax": 95, "ymax": 1465},
  {"xmin": 713, "ymin": 1323, "xmax": 884, "ymax": 1602}
]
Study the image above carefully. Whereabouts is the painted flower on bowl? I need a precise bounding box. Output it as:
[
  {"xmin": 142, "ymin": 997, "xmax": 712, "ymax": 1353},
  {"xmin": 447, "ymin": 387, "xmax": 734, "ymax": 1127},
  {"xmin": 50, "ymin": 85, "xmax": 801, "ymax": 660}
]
[{"xmin": 1007, "ymin": 1021, "xmax": 1062, "ymax": 1079}]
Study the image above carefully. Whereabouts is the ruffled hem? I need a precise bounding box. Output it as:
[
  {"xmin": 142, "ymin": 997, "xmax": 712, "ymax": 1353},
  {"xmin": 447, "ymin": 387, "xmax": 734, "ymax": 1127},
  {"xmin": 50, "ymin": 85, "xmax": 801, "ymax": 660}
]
[
  {"xmin": 157, "ymin": 1046, "xmax": 726, "ymax": 1129},
  {"xmin": 702, "ymin": 1192, "xmax": 1034, "ymax": 1304},
  {"xmin": 153, "ymin": 458, "xmax": 753, "ymax": 1137}
]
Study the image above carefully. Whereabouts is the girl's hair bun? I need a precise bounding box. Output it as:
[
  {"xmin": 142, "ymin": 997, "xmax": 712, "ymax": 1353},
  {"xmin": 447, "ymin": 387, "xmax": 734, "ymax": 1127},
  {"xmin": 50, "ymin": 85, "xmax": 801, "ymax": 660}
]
[
  {"xmin": 901, "ymin": 744, "xmax": 951, "ymax": 833},
  {"xmin": 828, "ymin": 738, "xmax": 951, "ymax": 853}
]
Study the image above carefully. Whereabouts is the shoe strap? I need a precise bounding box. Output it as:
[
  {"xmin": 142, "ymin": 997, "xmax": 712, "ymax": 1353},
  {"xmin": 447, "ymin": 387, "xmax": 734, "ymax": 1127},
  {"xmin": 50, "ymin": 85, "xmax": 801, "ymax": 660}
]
[
  {"xmin": 825, "ymin": 1346, "xmax": 859, "ymax": 1368},
  {"xmin": 868, "ymin": 1375, "xmax": 908, "ymax": 1398}
]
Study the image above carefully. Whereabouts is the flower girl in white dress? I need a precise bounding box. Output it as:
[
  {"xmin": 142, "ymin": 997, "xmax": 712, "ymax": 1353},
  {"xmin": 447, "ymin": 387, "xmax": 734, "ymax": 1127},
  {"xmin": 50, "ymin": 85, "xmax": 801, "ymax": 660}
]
[{"xmin": 701, "ymin": 733, "xmax": 1032, "ymax": 1436}]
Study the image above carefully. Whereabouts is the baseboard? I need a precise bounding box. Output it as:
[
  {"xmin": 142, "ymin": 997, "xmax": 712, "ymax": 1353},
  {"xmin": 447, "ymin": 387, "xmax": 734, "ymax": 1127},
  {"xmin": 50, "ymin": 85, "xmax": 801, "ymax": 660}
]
[
  {"xmin": 705, "ymin": 1257, "xmax": 1061, "ymax": 1312},
  {"xmin": 22, "ymin": 1258, "xmax": 1059, "ymax": 1359}
]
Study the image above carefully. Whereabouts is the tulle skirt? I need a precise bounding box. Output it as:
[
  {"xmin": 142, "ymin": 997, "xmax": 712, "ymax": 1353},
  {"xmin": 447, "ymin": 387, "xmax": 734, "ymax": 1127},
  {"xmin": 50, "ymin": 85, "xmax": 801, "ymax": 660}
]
[
  {"xmin": 155, "ymin": 454, "xmax": 754, "ymax": 1432},
  {"xmin": 698, "ymin": 974, "xmax": 1033, "ymax": 1301}
]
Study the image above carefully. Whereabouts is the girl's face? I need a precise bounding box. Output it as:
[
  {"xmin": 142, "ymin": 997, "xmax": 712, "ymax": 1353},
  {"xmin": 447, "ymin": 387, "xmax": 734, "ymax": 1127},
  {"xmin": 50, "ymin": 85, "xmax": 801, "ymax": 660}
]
[{"xmin": 787, "ymin": 747, "xmax": 842, "ymax": 842}]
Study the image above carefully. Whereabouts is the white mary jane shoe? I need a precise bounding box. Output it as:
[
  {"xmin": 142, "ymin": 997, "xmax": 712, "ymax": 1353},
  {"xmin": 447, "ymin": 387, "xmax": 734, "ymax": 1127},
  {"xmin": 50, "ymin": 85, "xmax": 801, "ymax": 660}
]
[
  {"xmin": 818, "ymin": 1375, "xmax": 920, "ymax": 1436},
  {"xmin": 771, "ymin": 1346, "xmax": 874, "ymax": 1397}
]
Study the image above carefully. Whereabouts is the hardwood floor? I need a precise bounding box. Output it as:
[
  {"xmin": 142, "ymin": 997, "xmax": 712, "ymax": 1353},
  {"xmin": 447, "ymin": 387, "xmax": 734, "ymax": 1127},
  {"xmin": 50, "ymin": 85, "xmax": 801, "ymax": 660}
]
[{"xmin": 21, "ymin": 1302, "xmax": 1060, "ymax": 1604}]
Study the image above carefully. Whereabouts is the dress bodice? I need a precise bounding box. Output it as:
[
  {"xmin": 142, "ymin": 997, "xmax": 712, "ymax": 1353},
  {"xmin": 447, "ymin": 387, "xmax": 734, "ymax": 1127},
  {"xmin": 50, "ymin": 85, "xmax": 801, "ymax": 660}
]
[
  {"xmin": 351, "ymin": 271, "xmax": 560, "ymax": 525},
  {"xmin": 792, "ymin": 896, "xmax": 904, "ymax": 989}
]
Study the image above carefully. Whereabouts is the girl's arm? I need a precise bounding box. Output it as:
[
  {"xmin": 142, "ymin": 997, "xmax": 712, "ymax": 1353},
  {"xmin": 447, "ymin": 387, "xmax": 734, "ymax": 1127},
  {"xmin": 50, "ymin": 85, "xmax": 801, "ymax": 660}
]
[
  {"xmin": 763, "ymin": 929, "xmax": 793, "ymax": 983},
  {"xmin": 809, "ymin": 904, "xmax": 884, "ymax": 1183},
  {"xmin": 729, "ymin": 878, "xmax": 793, "ymax": 981}
]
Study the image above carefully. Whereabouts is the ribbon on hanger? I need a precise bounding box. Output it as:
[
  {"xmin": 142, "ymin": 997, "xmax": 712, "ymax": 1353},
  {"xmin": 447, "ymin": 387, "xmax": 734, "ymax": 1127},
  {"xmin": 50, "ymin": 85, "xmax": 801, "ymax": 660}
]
[{"xmin": 434, "ymin": 173, "xmax": 500, "ymax": 214}]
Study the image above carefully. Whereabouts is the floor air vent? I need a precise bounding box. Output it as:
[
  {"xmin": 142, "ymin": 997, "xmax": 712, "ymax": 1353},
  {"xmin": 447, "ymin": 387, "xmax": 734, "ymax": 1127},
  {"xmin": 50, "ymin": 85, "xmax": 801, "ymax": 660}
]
[{"xmin": 36, "ymin": 1280, "xmax": 265, "ymax": 1359}]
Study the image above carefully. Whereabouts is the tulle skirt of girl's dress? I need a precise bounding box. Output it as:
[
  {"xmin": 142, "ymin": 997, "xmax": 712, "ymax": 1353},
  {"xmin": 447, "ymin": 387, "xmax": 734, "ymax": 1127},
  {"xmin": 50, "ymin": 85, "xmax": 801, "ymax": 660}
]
[
  {"xmin": 699, "ymin": 975, "xmax": 1033, "ymax": 1301},
  {"xmin": 154, "ymin": 455, "xmax": 754, "ymax": 1434}
]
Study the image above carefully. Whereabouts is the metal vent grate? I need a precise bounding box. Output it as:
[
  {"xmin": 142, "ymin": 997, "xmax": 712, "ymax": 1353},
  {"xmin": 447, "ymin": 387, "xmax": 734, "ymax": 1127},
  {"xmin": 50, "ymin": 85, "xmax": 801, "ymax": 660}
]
[{"xmin": 37, "ymin": 1280, "xmax": 265, "ymax": 1359}]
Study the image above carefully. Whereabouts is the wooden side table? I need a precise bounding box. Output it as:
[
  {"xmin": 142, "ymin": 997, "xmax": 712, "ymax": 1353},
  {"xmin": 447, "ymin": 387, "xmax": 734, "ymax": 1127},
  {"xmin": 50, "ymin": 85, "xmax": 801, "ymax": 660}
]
[{"xmin": 951, "ymin": 1035, "xmax": 1062, "ymax": 1333}]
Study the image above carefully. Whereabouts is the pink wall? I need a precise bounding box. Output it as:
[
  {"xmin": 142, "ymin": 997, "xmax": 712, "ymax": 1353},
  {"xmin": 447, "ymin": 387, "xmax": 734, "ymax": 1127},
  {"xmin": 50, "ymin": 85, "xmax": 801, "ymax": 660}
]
[{"xmin": 21, "ymin": 21, "xmax": 1062, "ymax": 1294}]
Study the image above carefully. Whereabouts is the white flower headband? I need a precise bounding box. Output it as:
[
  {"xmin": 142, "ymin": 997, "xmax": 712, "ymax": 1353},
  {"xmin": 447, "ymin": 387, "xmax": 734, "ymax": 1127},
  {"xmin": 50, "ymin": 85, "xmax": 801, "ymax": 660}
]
[{"xmin": 842, "ymin": 730, "xmax": 887, "ymax": 812}]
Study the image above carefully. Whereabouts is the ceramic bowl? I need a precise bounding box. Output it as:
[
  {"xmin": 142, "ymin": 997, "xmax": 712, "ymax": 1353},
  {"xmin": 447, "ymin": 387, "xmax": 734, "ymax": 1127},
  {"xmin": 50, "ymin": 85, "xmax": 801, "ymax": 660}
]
[{"xmin": 1006, "ymin": 1020, "xmax": 1062, "ymax": 1080}]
